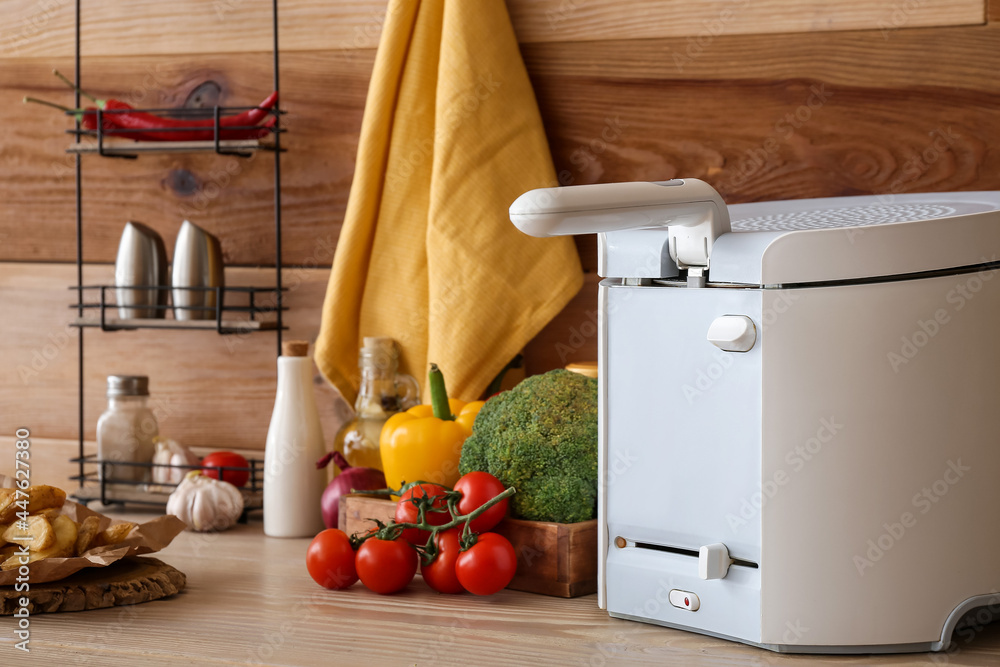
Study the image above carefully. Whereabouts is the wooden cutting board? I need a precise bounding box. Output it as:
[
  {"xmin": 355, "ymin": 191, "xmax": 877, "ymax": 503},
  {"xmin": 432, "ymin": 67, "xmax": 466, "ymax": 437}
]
[{"xmin": 0, "ymin": 556, "xmax": 186, "ymax": 615}]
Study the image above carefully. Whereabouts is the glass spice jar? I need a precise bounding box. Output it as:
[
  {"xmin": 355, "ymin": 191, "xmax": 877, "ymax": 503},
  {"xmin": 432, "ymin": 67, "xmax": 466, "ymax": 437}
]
[{"xmin": 96, "ymin": 375, "xmax": 159, "ymax": 484}]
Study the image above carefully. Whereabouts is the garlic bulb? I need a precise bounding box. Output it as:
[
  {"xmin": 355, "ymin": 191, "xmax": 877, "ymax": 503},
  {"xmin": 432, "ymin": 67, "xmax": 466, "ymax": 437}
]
[
  {"xmin": 166, "ymin": 471, "xmax": 244, "ymax": 532},
  {"xmin": 152, "ymin": 438, "xmax": 200, "ymax": 485}
]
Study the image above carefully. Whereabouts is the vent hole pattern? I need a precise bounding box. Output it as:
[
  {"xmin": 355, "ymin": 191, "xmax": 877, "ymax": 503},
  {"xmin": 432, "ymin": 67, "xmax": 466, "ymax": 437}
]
[{"xmin": 731, "ymin": 203, "xmax": 958, "ymax": 232}]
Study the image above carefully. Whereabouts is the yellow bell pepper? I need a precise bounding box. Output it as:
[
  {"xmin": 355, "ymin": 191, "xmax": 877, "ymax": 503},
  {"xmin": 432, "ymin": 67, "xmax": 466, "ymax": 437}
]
[{"xmin": 380, "ymin": 364, "xmax": 485, "ymax": 492}]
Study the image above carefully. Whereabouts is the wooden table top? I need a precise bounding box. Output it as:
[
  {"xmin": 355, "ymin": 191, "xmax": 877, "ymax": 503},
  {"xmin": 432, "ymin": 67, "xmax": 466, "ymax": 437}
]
[{"xmin": 4, "ymin": 509, "xmax": 1000, "ymax": 666}]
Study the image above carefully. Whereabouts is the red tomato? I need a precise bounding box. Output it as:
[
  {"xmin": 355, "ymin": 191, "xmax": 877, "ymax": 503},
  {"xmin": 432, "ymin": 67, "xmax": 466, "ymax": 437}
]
[
  {"xmin": 455, "ymin": 532, "xmax": 517, "ymax": 596},
  {"xmin": 355, "ymin": 537, "xmax": 418, "ymax": 594},
  {"xmin": 305, "ymin": 529, "xmax": 358, "ymax": 590},
  {"xmin": 395, "ymin": 483, "xmax": 451, "ymax": 545},
  {"xmin": 201, "ymin": 451, "xmax": 250, "ymax": 487},
  {"xmin": 454, "ymin": 471, "xmax": 508, "ymax": 533},
  {"xmin": 421, "ymin": 528, "xmax": 465, "ymax": 594}
]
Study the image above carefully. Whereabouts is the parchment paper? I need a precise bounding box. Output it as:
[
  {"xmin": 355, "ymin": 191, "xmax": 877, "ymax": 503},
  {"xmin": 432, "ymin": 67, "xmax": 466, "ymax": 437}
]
[{"xmin": 0, "ymin": 475, "xmax": 186, "ymax": 585}]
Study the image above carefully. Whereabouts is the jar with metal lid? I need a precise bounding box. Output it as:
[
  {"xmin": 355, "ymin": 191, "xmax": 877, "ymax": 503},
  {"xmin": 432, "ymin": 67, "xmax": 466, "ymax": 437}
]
[{"xmin": 96, "ymin": 375, "xmax": 159, "ymax": 484}]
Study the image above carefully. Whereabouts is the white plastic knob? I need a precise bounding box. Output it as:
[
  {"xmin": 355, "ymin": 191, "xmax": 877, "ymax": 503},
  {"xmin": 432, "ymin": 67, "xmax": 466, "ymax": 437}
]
[{"xmin": 707, "ymin": 315, "xmax": 757, "ymax": 352}]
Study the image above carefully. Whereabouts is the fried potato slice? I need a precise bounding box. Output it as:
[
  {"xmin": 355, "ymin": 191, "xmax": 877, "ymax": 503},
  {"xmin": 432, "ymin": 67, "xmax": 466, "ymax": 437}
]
[
  {"xmin": 75, "ymin": 515, "xmax": 102, "ymax": 555},
  {"xmin": 0, "ymin": 514, "xmax": 77, "ymax": 570},
  {"xmin": 95, "ymin": 521, "xmax": 136, "ymax": 547},
  {"xmin": 0, "ymin": 485, "xmax": 66, "ymax": 524},
  {"xmin": 0, "ymin": 544, "xmax": 16, "ymax": 561},
  {"xmin": 2, "ymin": 515, "xmax": 55, "ymax": 551},
  {"xmin": 35, "ymin": 508, "xmax": 62, "ymax": 520},
  {"xmin": 0, "ymin": 491, "xmax": 16, "ymax": 525},
  {"xmin": 26, "ymin": 485, "xmax": 67, "ymax": 514}
]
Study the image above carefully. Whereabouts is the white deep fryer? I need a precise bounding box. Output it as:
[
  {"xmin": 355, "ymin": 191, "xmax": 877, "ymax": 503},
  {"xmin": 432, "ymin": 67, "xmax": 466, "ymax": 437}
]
[{"xmin": 510, "ymin": 179, "xmax": 1000, "ymax": 654}]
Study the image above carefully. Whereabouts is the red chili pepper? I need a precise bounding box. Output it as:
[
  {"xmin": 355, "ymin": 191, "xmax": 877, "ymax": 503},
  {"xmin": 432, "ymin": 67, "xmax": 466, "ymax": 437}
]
[
  {"xmin": 26, "ymin": 88, "xmax": 280, "ymax": 143},
  {"xmin": 79, "ymin": 106, "xmax": 276, "ymax": 141},
  {"xmin": 80, "ymin": 107, "xmax": 105, "ymax": 131},
  {"xmin": 96, "ymin": 102, "xmax": 278, "ymax": 141},
  {"xmin": 95, "ymin": 92, "xmax": 279, "ymax": 141}
]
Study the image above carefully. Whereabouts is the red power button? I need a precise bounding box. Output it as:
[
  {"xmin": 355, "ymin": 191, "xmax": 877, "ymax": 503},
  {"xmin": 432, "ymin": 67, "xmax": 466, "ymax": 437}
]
[{"xmin": 669, "ymin": 589, "xmax": 701, "ymax": 611}]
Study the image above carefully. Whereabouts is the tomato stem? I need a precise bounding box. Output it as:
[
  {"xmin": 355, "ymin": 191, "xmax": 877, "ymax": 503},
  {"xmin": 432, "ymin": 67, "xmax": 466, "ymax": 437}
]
[
  {"xmin": 392, "ymin": 487, "xmax": 514, "ymax": 536},
  {"xmin": 355, "ymin": 486, "xmax": 517, "ymax": 561},
  {"xmin": 459, "ymin": 528, "xmax": 478, "ymax": 552},
  {"xmin": 420, "ymin": 531, "xmax": 439, "ymax": 564}
]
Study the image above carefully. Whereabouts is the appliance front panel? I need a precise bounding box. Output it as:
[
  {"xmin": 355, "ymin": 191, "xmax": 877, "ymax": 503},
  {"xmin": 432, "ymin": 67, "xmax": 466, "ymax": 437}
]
[{"xmin": 603, "ymin": 282, "xmax": 763, "ymax": 643}]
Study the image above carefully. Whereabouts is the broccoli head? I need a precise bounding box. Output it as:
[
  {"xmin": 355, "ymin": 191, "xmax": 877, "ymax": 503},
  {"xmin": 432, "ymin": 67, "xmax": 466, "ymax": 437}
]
[{"xmin": 459, "ymin": 369, "xmax": 598, "ymax": 523}]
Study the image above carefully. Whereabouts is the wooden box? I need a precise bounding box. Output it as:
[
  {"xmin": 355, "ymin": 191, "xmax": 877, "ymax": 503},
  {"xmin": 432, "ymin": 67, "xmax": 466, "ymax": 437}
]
[{"xmin": 339, "ymin": 495, "xmax": 598, "ymax": 598}]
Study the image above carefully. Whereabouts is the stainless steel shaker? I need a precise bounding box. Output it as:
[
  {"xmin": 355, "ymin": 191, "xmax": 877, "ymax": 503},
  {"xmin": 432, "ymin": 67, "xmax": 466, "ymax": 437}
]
[
  {"xmin": 114, "ymin": 221, "xmax": 168, "ymax": 319},
  {"xmin": 172, "ymin": 220, "xmax": 225, "ymax": 320}
]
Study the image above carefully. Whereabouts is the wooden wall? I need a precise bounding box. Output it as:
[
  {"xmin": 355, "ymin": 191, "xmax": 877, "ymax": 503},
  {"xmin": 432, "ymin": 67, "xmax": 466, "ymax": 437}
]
[{"xmin": 1, "ymin": 0, "xmax": 998, "ymax": 483}]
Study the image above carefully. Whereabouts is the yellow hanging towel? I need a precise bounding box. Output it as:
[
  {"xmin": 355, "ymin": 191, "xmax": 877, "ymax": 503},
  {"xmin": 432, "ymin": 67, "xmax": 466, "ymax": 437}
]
[{"xmin": 315, "ymin": 0, "xmax": 583, "ymax": 403}]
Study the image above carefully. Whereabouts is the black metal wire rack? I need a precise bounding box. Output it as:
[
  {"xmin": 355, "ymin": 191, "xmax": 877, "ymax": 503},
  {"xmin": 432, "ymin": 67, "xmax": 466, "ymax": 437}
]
[
  {"xmin": 67, "ymin": 0, "xmax": 285, "ymax": 511},
  {"xmin": 69, "ymin": 284, "xmax": 287, "ymax": 334},
  {"xmin": 71, "ymin": 457, "xmax": 265, "ymax": 522}
]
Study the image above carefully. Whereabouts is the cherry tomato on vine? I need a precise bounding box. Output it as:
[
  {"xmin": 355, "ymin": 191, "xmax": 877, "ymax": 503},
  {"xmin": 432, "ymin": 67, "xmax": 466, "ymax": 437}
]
[
  {"xmin": 305, "ymin": 529, "xmax": 358, "ymax": 590},
  {"xmin": 421, "ymin": 528, "xmax": 465, "ymax": 594},
  {"xmin": 356, "ymin": 537, "xmax": 418, "ymax": 594},
  {"xmin": 455, "ymin": 532, "xmax": 517, "ymax": 596},
  {"xmin": 454, "ymin": 471, "xmax": 508, "ymax": 533},
  {"xmin": 395, "ymin": 482, "xmax": 451, "ymax": 545}
]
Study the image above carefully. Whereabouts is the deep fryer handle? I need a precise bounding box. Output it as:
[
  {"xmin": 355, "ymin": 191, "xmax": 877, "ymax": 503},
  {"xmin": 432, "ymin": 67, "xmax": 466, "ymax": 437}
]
[{"xmin": 508, "ymin": 179, "xmax": 731, "ymax": 270}]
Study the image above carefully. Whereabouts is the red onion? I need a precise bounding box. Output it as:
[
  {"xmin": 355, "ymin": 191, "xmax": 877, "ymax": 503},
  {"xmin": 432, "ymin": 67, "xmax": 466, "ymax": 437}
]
[{"xmin": 317, "ymin": 451, "xmax": 386, "ymax": 529}]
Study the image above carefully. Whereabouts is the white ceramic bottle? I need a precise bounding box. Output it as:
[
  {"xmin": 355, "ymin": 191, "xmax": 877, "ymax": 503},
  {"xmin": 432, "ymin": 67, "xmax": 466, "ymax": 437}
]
[{"xmin": 264, "ymin": 340, "xmax": 327, "ymax": 537}]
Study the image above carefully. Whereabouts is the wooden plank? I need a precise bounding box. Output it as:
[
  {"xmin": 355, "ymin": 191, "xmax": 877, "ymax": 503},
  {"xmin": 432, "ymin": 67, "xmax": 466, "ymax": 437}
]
[
  {"xmin": 0, "ymin": 51, "xmax": 373, "ymax": 265},
  {"xmin": 0, "ymin": 262, "xmax": 353, "ymax": 450},
  {"xmin": 0, "ymin": 0, "xmax": 382, "ymax": 58},
  {"xmin": 508, "ymin": 0, "xmax": 985, "ymax": 44},
  {"xmin": 533, "ymin": 75, "xmax": 1000, "ymax": 204},
  {"xmin": 0, "ymin": 0, "xmax": 984, "ymax": 58},
  {"xmin": 574, "ymin": 236, "xmax": 598, "ymax": 274},
  {"xmin": 522, "ymin": 25, "xmax": 1000, "ymax": 93},
  {"xmin": 0, "ymin": 437, "xmax": 84, "ymax": 489}
]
